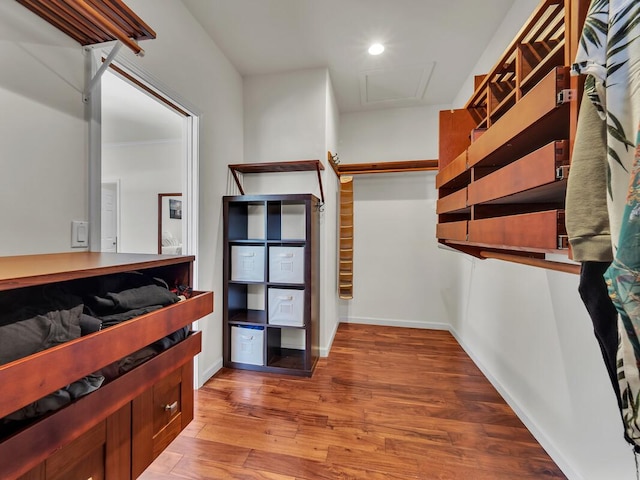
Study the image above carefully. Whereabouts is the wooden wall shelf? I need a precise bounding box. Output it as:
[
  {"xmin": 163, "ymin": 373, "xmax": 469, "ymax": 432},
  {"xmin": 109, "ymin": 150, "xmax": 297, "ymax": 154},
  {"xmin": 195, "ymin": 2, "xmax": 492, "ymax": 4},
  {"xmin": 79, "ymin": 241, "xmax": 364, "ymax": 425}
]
[
  {"xmin": 16, "ymin": 0, "xmax": 155, "ymax": 55},
  {"xmin": 328, "ymin": 159, "xmax": 438, "ymax": 176},
  {"xmin": 333, "ymin": 159, "xmax": 438, "ymax": 175},
  {"xmin": 435, "ymin": 0, "xmax": 586, "ymax": 271},
  {"xmin": 228, "ymin": 160, "xmax": 325, "ymax": 204}
]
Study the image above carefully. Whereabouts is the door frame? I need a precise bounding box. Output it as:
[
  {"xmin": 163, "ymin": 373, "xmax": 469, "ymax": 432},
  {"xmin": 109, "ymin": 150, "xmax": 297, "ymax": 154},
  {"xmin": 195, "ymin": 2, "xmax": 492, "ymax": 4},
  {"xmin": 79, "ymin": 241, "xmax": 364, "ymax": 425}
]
[
  {"xmin": 86, "ymin": 47, "xmax": 202, "ymax": 386},
  {"xmin": 86, "ymin": 47, "xmax": 200, "ymax": 269}
]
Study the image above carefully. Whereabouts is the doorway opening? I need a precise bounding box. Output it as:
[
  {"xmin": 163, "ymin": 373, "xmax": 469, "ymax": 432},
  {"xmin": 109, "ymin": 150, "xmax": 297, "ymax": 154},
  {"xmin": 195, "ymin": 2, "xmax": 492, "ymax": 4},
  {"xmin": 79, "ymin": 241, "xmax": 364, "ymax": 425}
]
[{"xmin": 101, "ymin": 180, "xmax": 120, "ymax": 252}]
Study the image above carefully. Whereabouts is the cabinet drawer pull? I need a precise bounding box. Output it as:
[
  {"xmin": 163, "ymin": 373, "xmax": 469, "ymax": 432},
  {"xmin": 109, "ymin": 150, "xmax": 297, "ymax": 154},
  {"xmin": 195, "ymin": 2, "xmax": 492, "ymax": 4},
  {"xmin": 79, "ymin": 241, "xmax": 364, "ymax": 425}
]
[{"xmin": 164, "ymin": 401, "xmax": 178, "ymax": 413}]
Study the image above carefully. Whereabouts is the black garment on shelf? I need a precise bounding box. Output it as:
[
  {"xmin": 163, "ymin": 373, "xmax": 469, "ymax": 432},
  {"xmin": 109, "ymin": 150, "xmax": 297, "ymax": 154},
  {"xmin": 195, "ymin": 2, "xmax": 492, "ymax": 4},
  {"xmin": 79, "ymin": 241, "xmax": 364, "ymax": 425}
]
[{"xmin": 579, "ymin": 261, "xmax": 621, "ymax": 408}]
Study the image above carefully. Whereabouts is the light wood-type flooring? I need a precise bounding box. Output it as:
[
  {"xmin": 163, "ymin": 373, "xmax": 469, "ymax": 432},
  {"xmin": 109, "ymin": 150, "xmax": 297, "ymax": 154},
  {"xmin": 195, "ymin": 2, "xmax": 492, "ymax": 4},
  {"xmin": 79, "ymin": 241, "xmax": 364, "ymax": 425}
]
[{"xmin": 141, "ymin": 323, "xmax": 566, "ymax": 479}]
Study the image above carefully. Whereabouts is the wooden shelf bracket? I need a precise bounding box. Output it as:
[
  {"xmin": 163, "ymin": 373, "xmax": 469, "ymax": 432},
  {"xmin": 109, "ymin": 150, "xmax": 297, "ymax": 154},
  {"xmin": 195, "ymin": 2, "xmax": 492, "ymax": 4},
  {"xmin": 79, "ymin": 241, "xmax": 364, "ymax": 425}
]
[{"xmin": 228, "ymin": 160, "xmax": 326, "ymax": 205}]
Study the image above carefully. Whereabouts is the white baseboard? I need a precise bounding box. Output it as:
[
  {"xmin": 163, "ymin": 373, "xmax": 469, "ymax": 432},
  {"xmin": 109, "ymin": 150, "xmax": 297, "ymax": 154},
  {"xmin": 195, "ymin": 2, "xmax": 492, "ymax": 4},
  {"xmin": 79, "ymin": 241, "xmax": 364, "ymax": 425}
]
[
  {"xmin": 341, "ymin": 315, "xmax": 450, "ymax": 331},
  {"xmin": 449, "ymin": 327, "xmax": 581, "ymax": 480},
  {"xmin": 198, "ymin": 357, "xmax": 223, "ymax": 388},
  {"xmin": 320, "ymin": 319, "xmax": 340, "ymax": 357}
]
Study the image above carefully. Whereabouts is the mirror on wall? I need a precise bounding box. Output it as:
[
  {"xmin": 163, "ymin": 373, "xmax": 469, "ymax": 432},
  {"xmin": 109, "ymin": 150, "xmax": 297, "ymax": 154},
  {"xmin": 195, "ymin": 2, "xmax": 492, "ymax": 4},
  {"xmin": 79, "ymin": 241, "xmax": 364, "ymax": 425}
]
[{"xmin": 158, "ymin": 193, "xmax": 182, "ymax": 255}]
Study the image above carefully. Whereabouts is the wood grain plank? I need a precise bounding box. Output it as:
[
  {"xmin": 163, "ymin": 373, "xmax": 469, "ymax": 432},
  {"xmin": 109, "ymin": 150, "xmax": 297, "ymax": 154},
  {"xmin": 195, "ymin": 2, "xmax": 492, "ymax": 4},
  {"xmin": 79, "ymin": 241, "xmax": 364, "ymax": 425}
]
[{"xmin": 142, "ymin": 324, "xmax": 566, "ymax": 479}]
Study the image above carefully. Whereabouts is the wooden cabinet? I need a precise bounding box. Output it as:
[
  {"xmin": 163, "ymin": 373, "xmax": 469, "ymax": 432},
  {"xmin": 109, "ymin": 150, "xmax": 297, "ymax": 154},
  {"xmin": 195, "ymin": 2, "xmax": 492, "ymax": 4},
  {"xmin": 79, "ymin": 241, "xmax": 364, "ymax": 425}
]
[
  {"xmin": 223, "ymin": 194, "xmax": 319, "ymax": 376},
  {"xmin": 1, "ymin": 252, "xmax": 213, "ymax": 479},
  {"xmin": 132, "ymin": 361, "xmax": 194, "ymax": 478},
  {"xmin": 436, "ymin": 0, "xmax": 588, "ymax": 261}
]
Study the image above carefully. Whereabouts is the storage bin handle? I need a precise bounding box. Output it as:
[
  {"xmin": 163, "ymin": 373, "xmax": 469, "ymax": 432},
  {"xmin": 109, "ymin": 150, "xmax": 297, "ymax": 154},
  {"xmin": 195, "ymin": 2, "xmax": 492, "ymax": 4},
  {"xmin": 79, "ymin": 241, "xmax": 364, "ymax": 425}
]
[
  {"xmin": 278, "ymin": 295, "xmax": 294, "ymax": 301},
  {"xmin": 240, "ymin": 252, "xmax": 255, "ymax": 257},
  {"xmin": 278, "ymin": 253, "xmax": 294, "ymax": 258}
]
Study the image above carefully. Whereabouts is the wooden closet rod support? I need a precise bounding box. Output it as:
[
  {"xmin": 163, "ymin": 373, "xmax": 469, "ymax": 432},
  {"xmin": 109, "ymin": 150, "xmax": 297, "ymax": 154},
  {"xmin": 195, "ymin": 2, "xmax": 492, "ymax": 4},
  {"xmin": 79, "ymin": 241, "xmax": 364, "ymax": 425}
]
[{"xmin": 479, "ymin": 251, "xmax": 580, "ymax": 275}]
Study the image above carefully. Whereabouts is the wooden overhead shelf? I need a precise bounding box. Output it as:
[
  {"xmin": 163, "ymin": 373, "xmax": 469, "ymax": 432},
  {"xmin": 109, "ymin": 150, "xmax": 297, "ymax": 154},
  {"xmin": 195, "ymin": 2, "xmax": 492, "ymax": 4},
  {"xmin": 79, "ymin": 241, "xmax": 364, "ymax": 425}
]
[
  {"xmin": 435, "ymin": 0, "xmax": 586, "ymax": 270},
  {"xmin": 228, "ymin": 160, "xmax": 326, "ymax": 203},
  {"xmin": 228, "ymin": 160, "xmax": 324, "ymax": 174},
  {"xmin": 330, "ymin": 159, "xmax": 438, "ymax": 175},
  {"xmin": 16, "ymin": 0, "xmax": 156, "ymax": 55}
]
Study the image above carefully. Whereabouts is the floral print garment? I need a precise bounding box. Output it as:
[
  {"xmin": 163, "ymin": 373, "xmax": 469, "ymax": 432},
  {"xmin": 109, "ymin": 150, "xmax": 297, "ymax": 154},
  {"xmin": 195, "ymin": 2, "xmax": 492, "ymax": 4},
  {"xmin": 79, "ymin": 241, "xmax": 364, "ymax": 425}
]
[
  {"xmin": 574, "ymin": 0, "xmax": 640, "ymax": 449},
  {"xmin": 605, "ymin": 129, "xmax": 640, "ymax": 449},
  {"xmin": 572, "ymin": 0, "xmax": 640, "ymax": 253}
]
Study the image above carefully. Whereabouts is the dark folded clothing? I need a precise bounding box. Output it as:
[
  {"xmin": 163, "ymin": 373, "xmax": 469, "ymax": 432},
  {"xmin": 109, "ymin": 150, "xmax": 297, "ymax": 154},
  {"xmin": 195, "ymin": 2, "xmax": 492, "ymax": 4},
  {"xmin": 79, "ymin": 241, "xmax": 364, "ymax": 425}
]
[
  {"xmin": 80, "ymin": 313, "xmax": 102, "ymax": 335},
  {"xmin": 106, "ymin": 285, "xmax": 179, "ymax": 311},
  {"xmin": 2, "ymin": 373, "xmax": 104, "ymax": 422},
  {"xmin": 0, "ymin": 305, "xmax": 82, "ymax": 365},
  {"xmin": 87, "ymin": 285, "xmax": 178, "ymax": 317},
  {"xmin": 100, "ymin": 305, "xmax": 163, "ymax": 328},
  {"xmin": 0, "ymin": 284, "xmax": 82, "ymax": 327},
  {"xmin": 152, "ymin": 326, "xmax": 189, "ymax": 351},
  {"xmin": 99, "ymin": 346, "xmax": 158, "ymax": 382}
]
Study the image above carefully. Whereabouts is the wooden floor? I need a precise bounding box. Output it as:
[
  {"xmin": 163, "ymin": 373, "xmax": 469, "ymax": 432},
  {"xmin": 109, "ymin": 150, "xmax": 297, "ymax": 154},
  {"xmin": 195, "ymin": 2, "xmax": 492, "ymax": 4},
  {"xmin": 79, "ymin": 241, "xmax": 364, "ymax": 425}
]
[{"xmin": 141, "ymin": 324, "xmax": 566, "ymax": 479}]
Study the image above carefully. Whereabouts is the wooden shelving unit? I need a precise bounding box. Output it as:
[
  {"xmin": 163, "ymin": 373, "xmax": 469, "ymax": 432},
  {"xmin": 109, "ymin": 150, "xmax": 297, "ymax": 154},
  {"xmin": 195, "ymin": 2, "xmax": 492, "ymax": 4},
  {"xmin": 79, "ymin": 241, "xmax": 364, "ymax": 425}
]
[
  {"xmin": 338, "ymin": 177, "xmax": 354, "ymax": 299},
  {"xmin": 436, "ymin": 0, "xmax": 588, "ymax": 267},
  {"xmin": 222, "ymin": 194, "xmax": 320, "ymax": 377}
]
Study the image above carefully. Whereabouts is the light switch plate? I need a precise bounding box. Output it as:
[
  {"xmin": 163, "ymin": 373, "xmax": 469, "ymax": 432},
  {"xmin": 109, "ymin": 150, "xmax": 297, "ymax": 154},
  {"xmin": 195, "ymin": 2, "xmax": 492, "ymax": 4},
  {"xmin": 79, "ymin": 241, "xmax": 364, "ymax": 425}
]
[{"xmin": 71, "ymin": 221, "xmax": 89, "ymax": 248}]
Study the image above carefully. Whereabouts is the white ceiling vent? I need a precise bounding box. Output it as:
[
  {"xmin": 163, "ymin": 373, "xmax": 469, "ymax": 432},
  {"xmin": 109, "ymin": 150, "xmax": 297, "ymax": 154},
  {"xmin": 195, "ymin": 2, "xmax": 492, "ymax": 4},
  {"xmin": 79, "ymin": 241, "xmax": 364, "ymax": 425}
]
[{"xmin": 359, "ymin": 62, "xmax": 435, "ymax": 107}]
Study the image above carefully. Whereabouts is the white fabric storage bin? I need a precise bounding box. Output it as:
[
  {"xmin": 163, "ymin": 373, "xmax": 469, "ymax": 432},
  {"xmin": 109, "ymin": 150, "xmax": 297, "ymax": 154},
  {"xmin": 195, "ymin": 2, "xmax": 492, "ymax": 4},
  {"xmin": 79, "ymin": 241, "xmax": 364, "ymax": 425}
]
[
  {"xmin": 268, "ymin": 288, "xmax": 304, "ymax": 327},
  {"xmin": 231, "ymin": 245, "xmax": 265, "ymax": 282},
  {"xmin": 269, "ymin": 246, "xmax": 304, "ymax": 284},
  {"xmin": 231, "ymin": 325, "xmax": 264, "ymax": 365}
]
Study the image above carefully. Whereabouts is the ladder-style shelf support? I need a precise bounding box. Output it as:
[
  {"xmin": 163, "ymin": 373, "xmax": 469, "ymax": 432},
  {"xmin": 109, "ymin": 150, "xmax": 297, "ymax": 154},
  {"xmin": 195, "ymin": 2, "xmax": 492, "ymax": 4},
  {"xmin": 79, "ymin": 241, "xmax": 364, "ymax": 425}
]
[{"xmin": 228, "ymin": 160, "xmax": 326, "ymax": 204}]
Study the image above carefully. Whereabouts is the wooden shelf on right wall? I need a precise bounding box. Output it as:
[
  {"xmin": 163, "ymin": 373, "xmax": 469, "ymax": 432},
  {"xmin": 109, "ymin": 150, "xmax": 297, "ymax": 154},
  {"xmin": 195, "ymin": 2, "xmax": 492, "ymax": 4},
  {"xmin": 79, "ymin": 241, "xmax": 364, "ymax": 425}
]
[{"xmin": 436, "ymin": 0, "xmax": 588, "ymax": 270}]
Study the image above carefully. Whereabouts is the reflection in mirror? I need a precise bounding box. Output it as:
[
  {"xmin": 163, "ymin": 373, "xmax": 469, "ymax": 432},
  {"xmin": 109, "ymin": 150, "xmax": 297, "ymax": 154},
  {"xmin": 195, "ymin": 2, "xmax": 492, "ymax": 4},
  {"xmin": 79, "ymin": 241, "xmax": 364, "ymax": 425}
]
[{"xmin": 158, "ymin": 193, "xmax": 182, "ymax": 254}]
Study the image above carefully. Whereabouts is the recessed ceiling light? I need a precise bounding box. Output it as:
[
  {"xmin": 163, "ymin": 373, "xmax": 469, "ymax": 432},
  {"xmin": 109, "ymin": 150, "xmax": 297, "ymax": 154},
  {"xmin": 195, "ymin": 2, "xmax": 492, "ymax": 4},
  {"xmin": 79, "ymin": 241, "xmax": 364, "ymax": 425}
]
[{"xmin": 368, "ymin": 43, "xmax": 384, "ymax": 55}]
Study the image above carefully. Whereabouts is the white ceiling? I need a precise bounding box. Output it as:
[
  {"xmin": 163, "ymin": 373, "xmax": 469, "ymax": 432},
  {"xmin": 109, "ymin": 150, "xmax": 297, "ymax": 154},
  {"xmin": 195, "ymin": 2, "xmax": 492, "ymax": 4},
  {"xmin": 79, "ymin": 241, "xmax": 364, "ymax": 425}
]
[
  {"xmin": 102, "ymin": 0, "xmax": 518, "ymax": 143},
  {"xmin": 181, "ymin": 0, "xmax": 516, "ymax": 113}
]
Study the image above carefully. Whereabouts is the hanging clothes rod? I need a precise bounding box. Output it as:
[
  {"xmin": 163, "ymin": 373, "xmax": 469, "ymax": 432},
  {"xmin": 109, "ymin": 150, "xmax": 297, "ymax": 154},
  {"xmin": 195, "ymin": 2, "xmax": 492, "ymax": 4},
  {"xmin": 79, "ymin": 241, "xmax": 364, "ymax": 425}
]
[{"xmin": 480, "ymin": 251, "xmax": 580, "ymax": 275}]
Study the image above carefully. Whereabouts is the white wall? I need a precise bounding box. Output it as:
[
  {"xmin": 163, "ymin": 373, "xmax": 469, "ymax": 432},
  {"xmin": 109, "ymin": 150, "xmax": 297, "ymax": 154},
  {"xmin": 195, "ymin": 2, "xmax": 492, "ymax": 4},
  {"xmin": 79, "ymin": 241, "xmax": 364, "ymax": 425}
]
[
  {"xmin": 451, "ymin": 256, "xmax": 634, "ymax": 479},
  {"xmin": 102, "ymin": 141, "xmax": 182, "ymax": 253},
  {"xmin": 121, "ymin": 0, "xmax": 244, "ymax": 385},
  {"xmin": 446, "ymin": 0, "xmax": 637, "ymax": 478},
  {"xmin": 339, "ymin": 105, "xmax": 446, "ymax": 162},
  {"xmin": 2, "ymin": 0, "xmax": 244, "ymax": 386},
  {"xmin": 0, "ymin": 2, "xmax": 87, "ymax": 256},
  {"xmin": 243, "ymin": 67, "xmax": 340, "ymax": 354},
  {"xmin": 338, "ymin": 105, "xmax": 453, "ymax": 330},
  {"xmin": 323, "ymin": 72, "xmax": 341, "ymax": 353}
]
